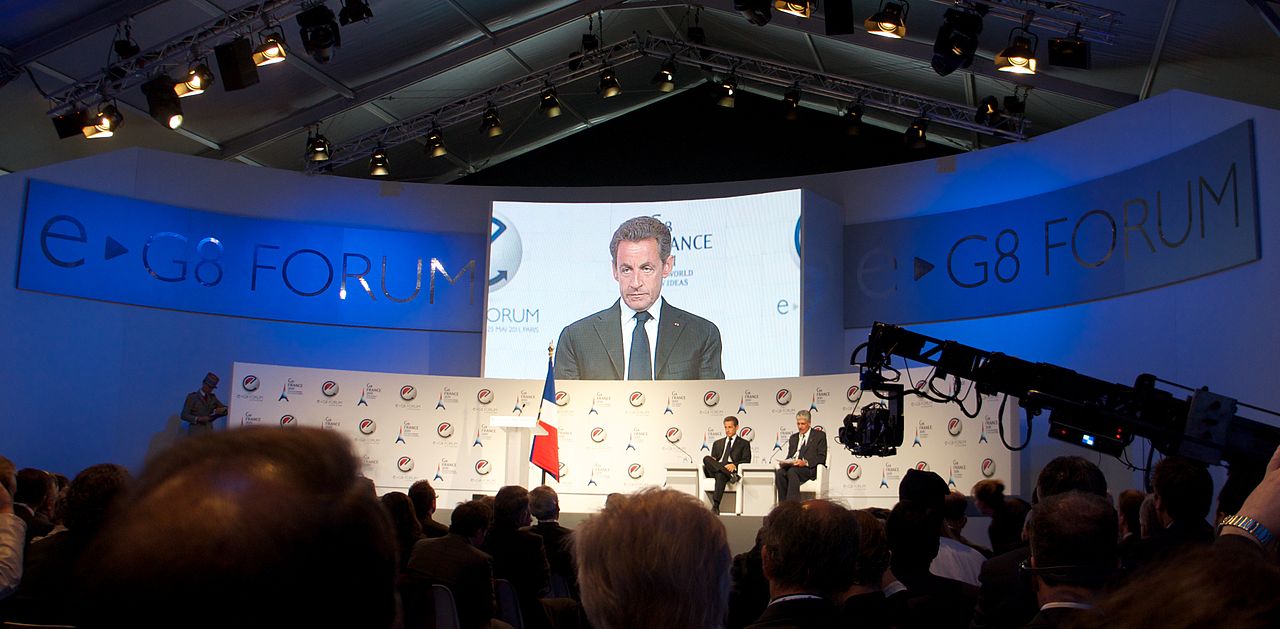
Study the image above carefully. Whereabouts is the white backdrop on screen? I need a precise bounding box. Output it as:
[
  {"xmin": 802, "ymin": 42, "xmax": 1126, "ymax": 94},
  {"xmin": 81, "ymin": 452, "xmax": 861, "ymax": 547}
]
[{"xmin": 484, "ymin": 190, "xmax": 803, "ymax": 379}]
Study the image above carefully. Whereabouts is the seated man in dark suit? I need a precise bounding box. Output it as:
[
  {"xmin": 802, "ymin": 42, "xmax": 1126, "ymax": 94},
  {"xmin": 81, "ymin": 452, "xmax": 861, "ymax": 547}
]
[
  {"xmin": 704, "ymin": 416, "xmax": 752, "ymax": 513},
  {"xmin": 1128, "ymin": 455, "xmax": 1214, "ymax": 570},
  {"xmin": 406, "ymin": 500, "xmax": 511, "ymax": 629},
  {"xmin": 747, "ymin": 499, "xmax": 861, "ymax": 628},
  {"xmin": 524, "ymin": 486, "xmax": 576, "ymax": 598},
  {"xmin": 774, "ymin": 410, "xmax": 826, "ymax": 503},
  {"xmin": 554, "ymin": 216, "xmax": 723, "ymax": 381},
  {"xmin": 1022, "ymin": 492, "xmax": 1117, "ymax": 628},
  {"xmin": 885, "ymin": 500, "xmax": 978, "ymax": 629},
  {"xmin": 408, "ymin": 479, "xmax": 450, "ymax": 538},
  {"xmin": 481, "ymin": 486, "xmax": 574, "ymax": 629}
]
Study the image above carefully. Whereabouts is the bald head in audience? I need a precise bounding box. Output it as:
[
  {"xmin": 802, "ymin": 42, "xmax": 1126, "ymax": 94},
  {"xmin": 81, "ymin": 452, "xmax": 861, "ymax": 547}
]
[
  {"xmin": 575, "ymin": 488, "xmax": 730, "ymax": 629},
  {"xmin": 79, "ymin": 427, "xmax": 397, "ymax": 628}
]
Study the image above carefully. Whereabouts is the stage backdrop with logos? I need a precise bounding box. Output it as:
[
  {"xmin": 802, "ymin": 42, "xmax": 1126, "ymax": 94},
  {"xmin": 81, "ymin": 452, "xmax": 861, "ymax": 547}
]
[{"xmin": 230, "ymin": 361, "xmax": 1018, "ymax": 510}]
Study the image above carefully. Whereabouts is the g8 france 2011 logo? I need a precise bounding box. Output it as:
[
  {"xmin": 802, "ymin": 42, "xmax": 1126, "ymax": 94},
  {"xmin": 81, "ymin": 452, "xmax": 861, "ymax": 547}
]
[
  {"xmin": 400, "ymin": 385, "xmax": 417, "ymax": 401},
  {"xmin": 590, "ymin": 427, "xmax": 607, "ymax": 443},
  {"xmin": 847, "ymin": 463, "xmax": 862, "ymax": 481},
  {"xmin": 397, "ymin": 457, "xmax": 414, "ymax": 472},
  {"xmin": 703, "ymin": 391, "xmax": 720, "ymax": 407},
  {"xmin": 279, "ymin": 414, "xmax": 296, "ymax": 427},
  {"xmin": 775, "ymin": 389, "xmax": 792, "ymax": 406},
  {"xmin": 475, "ymin": 460, "xmax": 492, "ymax": 475},
  {"xmin": 436, "ymin": 422, "xmax": 455, "ymax": 439},
  {"xmin": 981, "ymin": 458, "xmax": 996, "ymax": 477},
  {"xmin": 665, "ymin": 427, "xmax": 682, "ymax": 443},
  {"xmin": 242, "ymin": 375, "xmax": 260, "ymax": 392},
  {"xmin": 738, "ymin": 426, "xmax": 755, "ymax": 441},
  {"xmin": 627, "ymin": 463, "xmax": 644, "ymax": 479},
  {"xmin": 476, "ymin": 389, "xmax": 494, "ymax": 405},
  {"xmin": 322, "ymin": 381, "xmax": 339, "ymax": 397},
  {"xmin": 629, "ymin": 391, "xmax": 646, "ymax": 407},
  {"xmin": 947, "ymin": 418, "xmax": 962, "ymax": 436},
  {"xmin": 555, "ymin": 391, "xmax": 570, "ymax": 407},
  {"xmin": 359, "ymin": 419, "xmax": 376, "ymax": 435},
  {"xmin": 488, "ymin": 213, "xmax": 523, "ymax": 291}
]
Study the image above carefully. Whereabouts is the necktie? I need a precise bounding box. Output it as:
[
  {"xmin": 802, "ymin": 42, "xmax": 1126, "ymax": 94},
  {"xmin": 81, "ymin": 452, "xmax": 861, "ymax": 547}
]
[
  {"xmin": 722, "ymin": 437, "xmax": 733, "ymax": 463},
  {"xmin": 628, "ymin": 311, "xmax": 653, "ymax": 380},
  {"xmin": 798, "ymin": 433, "xmax": 807, "ymax": 456}
]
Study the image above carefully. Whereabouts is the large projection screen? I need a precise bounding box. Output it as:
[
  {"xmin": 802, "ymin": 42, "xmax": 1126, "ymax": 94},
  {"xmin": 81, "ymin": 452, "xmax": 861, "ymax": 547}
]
[{"xmin": 484, "ymin": 190, "xmax": 803, "ymax": 379}]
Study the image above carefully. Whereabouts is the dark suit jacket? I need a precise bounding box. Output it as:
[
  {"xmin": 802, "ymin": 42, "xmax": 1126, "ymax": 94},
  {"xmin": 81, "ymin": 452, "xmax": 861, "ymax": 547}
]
[
  {"xmin": 406, "ymin": 534, "xmax": 497, "ymax": 629},
  {"xmin": 421, "ymin": 516, "xmax": 450, "ymax": 539},
  {"xmin": 785, "ymin": 429, "xmax": 827, "ymax": 468},
  {"xmin": 745, "ymin": 596, "xmax": 839, "ymax": 629},
  {"xmin": 554, "ymin": 298, "xmax": 724, "ymax": 380},
  {"xmin": 890, "ymin": 570, "xmax": 979, "ymax": 629},
  {"xmin": 481, "ymin": 527, "xmax": 551, "ymax": 629},
  {"xmin": 525, "ymin": 521, "xmax": 575, "ymax": 596},
  {"xmin": 971, "ymin": 545, "xmax": 1037, "ymax": 629},
  {"xmin": 709, "ymin": 435, "xmax": 752, "ymax": 471}
]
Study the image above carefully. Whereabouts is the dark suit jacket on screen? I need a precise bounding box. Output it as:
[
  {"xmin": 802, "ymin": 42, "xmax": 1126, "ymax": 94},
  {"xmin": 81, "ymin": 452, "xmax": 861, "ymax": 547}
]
[{"xmin": 553, "ymin": 298, "xmax": 724, "ymax": 380}]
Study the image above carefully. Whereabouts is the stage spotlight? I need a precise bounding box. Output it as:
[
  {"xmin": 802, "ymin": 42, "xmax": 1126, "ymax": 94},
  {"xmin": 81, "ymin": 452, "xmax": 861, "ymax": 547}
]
[
  {"xmin": 306, "ymin": 133, "xmax": 331, "ymax": 161},
  {"xmin": 975, "ymin": 95, "xmax": 1002, "ymax": 126},
  {"xmin": 142, "ymin": 77, "xmax": 184, "ymax": 130},
  {"xmin": 298, "ymin": 4, "xmax": 341, "ymax": 64},
  {"xmin": 174, "ymin": 62, "xmax": 214, "ymax": 97},
  {"xmin": 338, "ymin": 0, "xmax": 373, "ymax": 25},
  {"xmin": 113, "ymin": 25, "xmax": 140, "ymax": 60},
  {"xmin": 735, "ymin": 0, "xmax": 772, "ymax": 26},
  {"xmin": 782, "ymin": 85, "xmax": 801, "ymax": 120},
  {"xmin": 653, "ymin": 60, "xmax": 676, "ymax": 92},
  {"xmin": 481, "ymin": 105, "xmax": 503, "ymax": 137},
  {"xmin": 1048, "ymin": 34, "xmax": 1090, "ymax": 69},
  {"xmin": 996, "ymin": 28, "xmax": 1038, "ymax": 75},
  {"xmin": 540, "ymin": 86, "xmax": 562, "ymax": 118},
  {"xmin": 716, "ymin": 75, "xmax": 737, "ymax": 108},
  {"xmin": 368, "ymin": 147, "xmax": 390, "ymax": 176},
  {"xmin": 844, "ymin": 103, "xmax": 864, "ymax": 135},
  {"xmin": 52, "ymin": 111, "xmax": 89, "ymax": 139},
  {"xmin": 582, "ymin": 33, "xmax": 600, "ymax": 52},
  {"xmin": 598, "ymin": 66, "xmax": 621, "ymax": 98},
  {"xmin": 425, "ymin": 125, "xmax": 446, "ymax": 157},
  {"xmin": 865, "ymin": 1, "xmax": 908, "ymax": 39},
  {"xmin": 774, "ymin": 1, "xmax": 814, "ymax": 18},
  {"xmin": 83, "ymin": 103, "xmax": 123, "ymax": 139},
  {"xmin": 253, "ymin": 31, "xmax": 287, "ymax": 66},
  {"xmin": 1003, "ymin": 94, "xmax": 1026, "ymax": 115},
  {"xmin": 931, "ymin": 7, "xmax": 983, "ymax": 77},
  {"xmin": 904, "ymin": 116, "xmax": 928, "ymax": 149}
]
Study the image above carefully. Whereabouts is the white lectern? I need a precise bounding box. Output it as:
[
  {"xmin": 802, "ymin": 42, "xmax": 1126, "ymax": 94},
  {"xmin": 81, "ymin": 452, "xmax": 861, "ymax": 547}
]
[{"xmin": 489, "ymin": 415, "xmax": 537, "ymax": 487}]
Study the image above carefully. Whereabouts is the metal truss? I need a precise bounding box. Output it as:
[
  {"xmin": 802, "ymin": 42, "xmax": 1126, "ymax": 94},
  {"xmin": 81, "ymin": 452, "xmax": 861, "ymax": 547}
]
[
  {"xmin": 928, "ymin": 0, "xmax": 1123, "ymax": 44},
  {"xmin": 45, "ymin": 0, "xmax": 304, "ymax": 117},
  {"xmin": 643, "ymin": 35, "xmax": 1028, "ymax": 141},
  {"xmin": 305, "ymin": 37, "xmax": 645, "ymax": 173}
]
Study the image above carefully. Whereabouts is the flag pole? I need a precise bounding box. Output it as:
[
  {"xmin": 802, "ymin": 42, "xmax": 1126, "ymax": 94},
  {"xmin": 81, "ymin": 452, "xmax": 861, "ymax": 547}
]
[{"xmin": 539, "ymin": 342, "xmax": 553, "ymax": 487}]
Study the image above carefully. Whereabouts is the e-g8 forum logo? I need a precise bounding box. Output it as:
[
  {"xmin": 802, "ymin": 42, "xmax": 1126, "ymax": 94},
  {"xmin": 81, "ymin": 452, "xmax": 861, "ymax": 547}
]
[
  {"xmin": 400, "ymin": 385, "xmax": 417, "ymax": 401},
  {"xmin": 703, "ymin": 391, "xmax": 720, "ymax": 407},
  {"xmin": 322, "ymin": 380, "xmax": 339, "ymax": 397},
  {"xmin": 846, "ymin": 463, "xmax": 862, "ymax": 481},
  {"xmin": 627, "ymin": 463, "xmax": 644, "ymax": 479},
  {"xmin": 488, "ymin": 213, "xmax": 522, "ymax": 291},
  {"xmin": 359, "ymin": 419, "xmax": 376, "ymax": 435},
  {"xmin": 590, "ymin": 427, "xmax": 608, "ymax": 443},
  {"xmin": 629, "ymin": 391, "xmax": 646, "ymax": 407},
  {"xmin": 397, "ymin": 456, "xmax": 414, "ymax": 473},
  {"xmin": 665, "ymin": 427, "xmax": 682, "ymax": 443},
  {"xmin": 242, "ymin": 375, "xmax": 260, "ymax": 392},
  {"xmin": 947, "ymin": 418, "xmax": 962, "ymax": 436},
  {"xmin": 436, "ymin": 422, "xmax": 455, "ymax": 438}
]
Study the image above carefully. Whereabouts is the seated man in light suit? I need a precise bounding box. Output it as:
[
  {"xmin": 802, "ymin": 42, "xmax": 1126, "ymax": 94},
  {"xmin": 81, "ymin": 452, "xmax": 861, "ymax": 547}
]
[
  {"xmin": 775, "ymin": 410, "xmax": 826, "ymax": 503},
  {"xmin": 703, "ymin": 416, "xmax": 752, "ymax": 513},
  {"xmin": 554, "ymin": 216, "xmax": 724, "ymax": 380}
]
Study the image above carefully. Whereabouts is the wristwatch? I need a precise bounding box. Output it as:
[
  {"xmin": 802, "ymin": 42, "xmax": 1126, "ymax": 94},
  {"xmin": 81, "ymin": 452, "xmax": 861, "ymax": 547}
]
[{"xmin": 1218, "ymin": 514, "xmax": 1274, "ymax": 546}]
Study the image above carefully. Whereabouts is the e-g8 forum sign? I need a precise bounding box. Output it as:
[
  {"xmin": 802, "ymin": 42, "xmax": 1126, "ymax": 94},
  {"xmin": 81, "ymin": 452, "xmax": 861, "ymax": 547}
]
[{"xmin": 18, "ymin": 181, "xmax": 484, "ymax": 332}]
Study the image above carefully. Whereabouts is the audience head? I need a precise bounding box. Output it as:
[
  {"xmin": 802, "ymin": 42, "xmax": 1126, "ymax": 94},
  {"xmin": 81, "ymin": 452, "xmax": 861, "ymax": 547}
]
[
  {"xmin": 407, "ymin": 479, "xmax": 438, "ymax": 521},
  {"xmin": 450, "ymin": 499, "xmax": 494, "ymax": 542},
  {"xmin": 899, "ymin": 469, "xmax": 949, "ymax": 513},
  {"xmin": 1117, "ymin": 489, "xmax": 1145, "ymax": 538},
  {"xmin": 16, "ymin": 467, "xmax": 56, "ymax": 511},
  {"xmin": 380, "ymin": 491, "xmax": 423, "ymax": 550},
  {"xmin": 1152, "ymin": 455, "xmax": 1213, "ymax": 526},
  {"xmin": 851, "ymin": 509, "xmax": 889, "ymax": 588},
  {"xmin": 529, "ymin": 485, "xmax": 560, "ymax": 521},
  {"xmin": 795, "ymin": 409, "xmax": 812, "ymax": 433},
  {"xmin": 1138, "ymin": 494, "xmax": 1159, "ymax": 538},
  {"xmin": 493, "ymin": 485, "xmax": 531, "ymax": 529},
  {"xmin": 760, "ymin": 499, "xmax": 861, "ymax": 599},
  {"xmin": 1034, "ymin": 456, "xmax": 1107, "ymax": 502},
  {"xmin": 80, "ymin": 427, "xmax": 397, "ymax": 629},
  {"xmin": 942, "ymin": 491, "xmax": 970, "ymax": 533},
  {"xmin": 62, "ymin": 463, "xmax": 131, "ymax": 535},
  {"xmin": 887, "ymin": 500, "xmax": 943, "ymax": 574},
  {"xmin": 1028, "ymin": 491, "xmax": 1119, "ymax": 592},
  {"xmin": 989, "ymin": 497, "xmax": 1032, "ymax": 553},
  {"xmin": 575, "ymin": 488, "xmax": 729, "ymax": 629},
  {"xmin": 971, "ymin": 479, "xmax": 1005, "ymax": 515}
]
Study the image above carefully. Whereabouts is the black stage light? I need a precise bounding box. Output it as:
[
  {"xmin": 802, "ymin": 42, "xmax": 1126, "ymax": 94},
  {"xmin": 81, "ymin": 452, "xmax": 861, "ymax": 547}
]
[
  {"xmin": 582, "ymin": 33, "xmax": 600, "ymax": 52},
  {"xmin": 598, "ymin": 66, "xmax": 621, "ymax": 98},
  {"xmin": 996, "ymin": 28, "xmax": 1038, "ymax": 75},
  {"xmin": 774, "ymin": 1, "xmax": 814, "ymax": 18},
  {"xmin": 174, "ymin": 62, "xmax": 215, "ymax": 97},
  {"xmin": 83, "ymin": 103, "xmax": 123, "ymax": 139},
  {"xmin": 142, "ymin": 77, "xmax": 184, "ymax": 129},
  {"xmin": 368, "ymin": 147, "xmax": 390, "ymax": 176},
  {"xmin": 253, "ymin": 31, "xmax": 287, "ymax": 67},
  {"xmin": 931, "ymin": 7, "xmax": 984, "ymax": 77},
  {"xmin": 481, "ymin": 105, "xmax": 503, "ymax": 137},
  {"xmin": 298, "ymin": 4, "xmax": 341, "ymax": 64},
  {"xmin": 975, "ymin": 95, "xmax": 1001, "ymax": 127},
  {"xmin": 306, "ymin": 133, "xmax": 331, "ymax": 161},
  {"xmin": 338, "ymin": 0, "xmax": 373, "ymax": 25},
  {"xmin": 1048, "ymin": 35, "xmax": 1091, "ymax": 69},
  {"xmin": 844, "ymin": 103, "xmax": 864, "ymax": 135},
  {"xmin": 904, "ymin": 116, "xmax": 928, "ymax": 149},
  {"xmin": 866, "ymin": 1, "xmax": 908, "ymax": 39},
  {"xmin": 782, "ymin": 86, "xmax": 801, "ymax": 120},
  {"xmin": 113, "ymin": 26, "xmax": 140, "ymax": 60},
  {"xmin": 716, "ymin": 75, "xmax": 737, "ymax": 108},
  {"xmin": 52, "ymin": 110, "xmax": 89, "ymax": 139},
  {"xmin": 214, "ymin": 38, "xmax": 260, "ymax": 90},
  {"xmin": 653, "ymin": 60, "xmax": 676, "ymax": 92},
  {"xmin": 540, "ymin": 87, "xmax": 562, "ymax": 117},
  {"xmin": 735, "ymin": 0, "xmax": 772, "ymax": 26},
  {"xmin": 826, "ymin": 0, "xmax": 857, "ymax": 35},
  {"xmin": 425, "ymin": 126, "xmax": 446, "ymax": 157},
  {"xmin": 687, "ymin": 25, "xmax": 707, "ymax": 44}
]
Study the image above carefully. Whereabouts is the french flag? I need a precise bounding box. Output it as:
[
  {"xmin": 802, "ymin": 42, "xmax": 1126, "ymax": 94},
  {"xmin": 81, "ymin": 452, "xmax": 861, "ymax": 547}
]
[{"xmin": 530, "ymin": 355, "xmax": 560, "ymax": 481}]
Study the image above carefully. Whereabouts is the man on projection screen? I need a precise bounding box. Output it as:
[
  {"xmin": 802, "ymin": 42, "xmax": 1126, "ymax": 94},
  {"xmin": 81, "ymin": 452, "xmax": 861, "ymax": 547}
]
[{"xmin": 554, "ymin": 216, "xmax": 724, "ymax": 380}]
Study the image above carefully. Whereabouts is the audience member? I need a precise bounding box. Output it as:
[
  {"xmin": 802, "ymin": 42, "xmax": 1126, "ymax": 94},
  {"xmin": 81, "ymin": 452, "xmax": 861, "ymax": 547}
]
[
  {"xmin": 575, "ymin": 488, "xmax": 730, "ymax": 629},
  {"xmin": 408, "ymin": 479, "xmax": 450, "ymax": 538},
  {"xmin": 900, "ymin": 469, "xmax": 984, "ymax": 587},
  {"xmin": 748, "ymin": 499, "xmax": 860, "ymax": 628},
  {"xmin": 480, "ymin": 486, "xmax": 561, "ymax": 629},
  {"xmin": 971, "ymin": 456, "xmax": 1107, "ymax": 629},
  {"xmin": 0, "ymin": 456, "xmax": 23, "ymax": 601},
  {"xmin": 727, "ymin": 527, "xmax": 769, "ymax": 629},
  {"xmin": 1137, "ymin": 493, "xmax": 1157, "ymax": 537},
  {"xmin": 380, "ymin": 491, "xmax": 425, "ymax": 572},
  {"xmin": 839, "ymin": 509, "xmax": 892, "ymax": 629},
  {"xmin": 77, "ymin": 427, "xmax": 398, "ymax": 628},
  {"xmin": 1116, "ymin": 489, "xmax": 1145, "ymax": 563},
  {"xmin": 1130, "ymin": 455, "xmax": 1213, "ymax": 570},
  {"xmin": 3, "ymin": 464, "xmax": 131, "ymax": 624},
  {"xmin": 405, "ymin": 500, "xmax": 510, "ymax": 629},
  {"xmin": 885, "ymin": 500, "xmax": 978, "ymax": 629},
  {"xmin": 1023, "ymin": 491, "xmax": 1118, "ymax": 628},
  {"xmin": 525, "ymin": 486, "xmax": 576, "ymax": 598},
  {"xmin": 972, "ymin": 479, "xmax": 1029, "ymax": 555},
  {"xmin": 13, "ymin": 469, "xmax": 56, "ymax": 543},
  {"xmin": 943, "ymin": 490, "xmax": 990, "ymax": 557}
]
